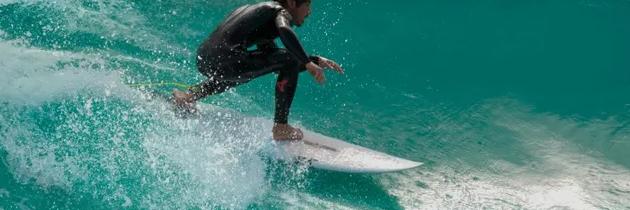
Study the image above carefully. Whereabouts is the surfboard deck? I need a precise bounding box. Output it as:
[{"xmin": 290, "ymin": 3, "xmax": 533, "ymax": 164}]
[{"xmin": 273, "ymin": 129, "xmax": 422, "ymax": 173}]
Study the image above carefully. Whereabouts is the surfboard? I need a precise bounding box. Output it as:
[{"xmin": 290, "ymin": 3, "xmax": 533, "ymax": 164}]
[
  {"xmin": 273, "ymin": 129, "xmax": 422, "ymax": 173},
  {"xmin": 131, "ymin": 88, "xmax": 421, "ymax": 173}
]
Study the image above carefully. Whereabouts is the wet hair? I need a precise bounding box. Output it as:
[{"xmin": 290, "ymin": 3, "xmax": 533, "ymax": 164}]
[{"xmin": 273, "ymin": 0, "xmax": 311, "ymax": 7}]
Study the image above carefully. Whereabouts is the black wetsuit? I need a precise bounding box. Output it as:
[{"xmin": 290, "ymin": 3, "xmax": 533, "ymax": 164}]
[{"xmin": 190, "ymin": 1, "xmax": 319, "ymax": 124}]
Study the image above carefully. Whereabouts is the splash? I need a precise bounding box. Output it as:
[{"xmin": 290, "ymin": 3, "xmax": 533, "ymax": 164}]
[{"xmin": 0, "ymin": 35, "xmax": 274, "ymax": 208}]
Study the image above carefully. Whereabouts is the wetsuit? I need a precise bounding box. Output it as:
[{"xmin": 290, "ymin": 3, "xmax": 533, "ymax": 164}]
[{"xmin": 189, "ymin": 1, "xmax": 320, "ymax": 124}]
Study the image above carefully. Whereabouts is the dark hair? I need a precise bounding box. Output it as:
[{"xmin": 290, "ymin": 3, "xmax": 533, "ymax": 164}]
[{"xmin": 273, "ymin": 0, "xmax": 311, "ymax": 7}]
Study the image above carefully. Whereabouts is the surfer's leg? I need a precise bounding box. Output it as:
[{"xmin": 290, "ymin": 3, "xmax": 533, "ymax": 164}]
[
  {"xmin": 272, "ymin": 65, "xmax": 304, "ymax": 141},
  {"xmin": 175, "ymin": 48, "xmax": 305, "ymax": 139},
  {"xmin": 172, "ymin": 53, "xmax": 234, "ymax": 111},
  {"xmin": 221, "ymin": 49, "xmax": 305, "ymax": 140},
  {"xmin": 172, "ymin": 79, "xmax": 234, "ymax": 112},
  {"xmin": 231, "ymin": 49, "xmax": 305, "ymax": 125},
  {"xmin": 196, "ymin": 49, "xmax": 305, "ymax": 119},
  {"xmin": 187, "ymin": 79, "xmax": 238, "ymax": 101},
  {"xmin": 173, "ymin": 51, "xmax": 242, "ymax": 106},
  {"xmin": 267, "ymin": 50, "xmax": 306, "ymax": 140},
  {"xmin": 274, "ymin": 58, "xmax": 300, "ymax": 124}
]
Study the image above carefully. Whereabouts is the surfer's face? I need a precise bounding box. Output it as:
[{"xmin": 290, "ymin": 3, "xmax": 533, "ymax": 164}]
[{"xmin": 288, "ymin": 0, "xmax": 311, "ymax": 27}]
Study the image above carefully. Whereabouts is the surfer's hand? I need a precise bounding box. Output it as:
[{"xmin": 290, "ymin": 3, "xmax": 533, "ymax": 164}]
[
  {"xmin": 306, "ymin": 62, "xmax": 325, "ymax": 84},
  {"xmin": 317, "ymin": 57, "xmax": 344, "ymax": 74}
]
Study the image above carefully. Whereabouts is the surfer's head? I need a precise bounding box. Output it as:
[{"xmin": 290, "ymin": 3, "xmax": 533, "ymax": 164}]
[{"xmin": 274, "ymin": 0, "xmax": 311, "ymax": 27}]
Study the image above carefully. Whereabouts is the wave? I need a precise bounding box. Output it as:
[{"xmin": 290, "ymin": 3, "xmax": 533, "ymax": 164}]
[{"xmin": 380, "ymin": 98, "xmax": 630, "ymax": 209}]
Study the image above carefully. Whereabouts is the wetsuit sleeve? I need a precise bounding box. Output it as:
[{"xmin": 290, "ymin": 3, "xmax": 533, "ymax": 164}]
[
  {"xmin": 309, "ymin": 55, "xmax": 321, "ymax": 65},
  {"xmin": 275, "ymin": 10, "xmax": 312, "ymax": 64}
]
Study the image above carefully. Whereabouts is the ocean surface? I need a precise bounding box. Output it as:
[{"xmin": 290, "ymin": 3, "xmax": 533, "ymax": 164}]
[{"xmin": 1, "ymin": 0, "xmax": 630, "ymax": 209}]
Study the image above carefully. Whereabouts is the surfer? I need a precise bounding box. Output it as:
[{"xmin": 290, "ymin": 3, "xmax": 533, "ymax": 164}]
[{"xmin": 172, "ymin": 0, "xmax": 344, "ymax": 141}]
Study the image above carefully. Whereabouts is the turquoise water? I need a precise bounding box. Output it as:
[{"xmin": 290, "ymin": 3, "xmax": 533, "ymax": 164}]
[{"xmin": 1, "ymin": 0, "xmax": 630, "ymax": 209}]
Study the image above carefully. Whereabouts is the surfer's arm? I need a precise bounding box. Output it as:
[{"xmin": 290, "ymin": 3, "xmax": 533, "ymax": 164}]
[
  {"xmin": 258, "ymin": 40, "xmax": 321, "ymax": 66},
  {"xmin": 257, "ymin": 41, "xmax": 323, "ymax": 67},
  {"xmin": 275, "ymin": 10, "xmax": 312, "ymax": 65},
  {"xmin": 274, "ymin": 10, "xmax": 341, "ymax": 83}
]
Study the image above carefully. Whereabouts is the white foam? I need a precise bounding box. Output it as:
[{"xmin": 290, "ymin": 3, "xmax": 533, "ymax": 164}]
[
  {"xmin": 139, "ymin": 105, "xmax": 274, "ymax": 209},
  {"xmin": 1, "ymin": 89, "xmax": 274, "ymax": 208},
  {"xmin": 279, "ymin": 191, "xmax": 357, "ymax": 210},
  {"xmin": 0, "ymin": 40, "xmax": 128, "ymax": 105},
  {"xmin": 381, "ymin": 99, "xmax": 630, "ymax": 209}
]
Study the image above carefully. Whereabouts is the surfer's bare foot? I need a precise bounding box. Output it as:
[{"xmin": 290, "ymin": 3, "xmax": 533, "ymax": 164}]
[
  {"xmin": 273, "ymin": 124, "xmax": 303, "ymax": 141},
  {"xmin": 172, "ymin": 89, "xmax": 197, "ymax": 113}
]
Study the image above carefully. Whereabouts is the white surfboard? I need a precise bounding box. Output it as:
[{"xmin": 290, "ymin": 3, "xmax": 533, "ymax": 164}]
[
  {"xmin": 273, "ymin": 129, "xmax": 422, "ymax": 173},
  {"xmin": 137, "ymin": 93, "xmax": 420, "ymax": 173}
]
